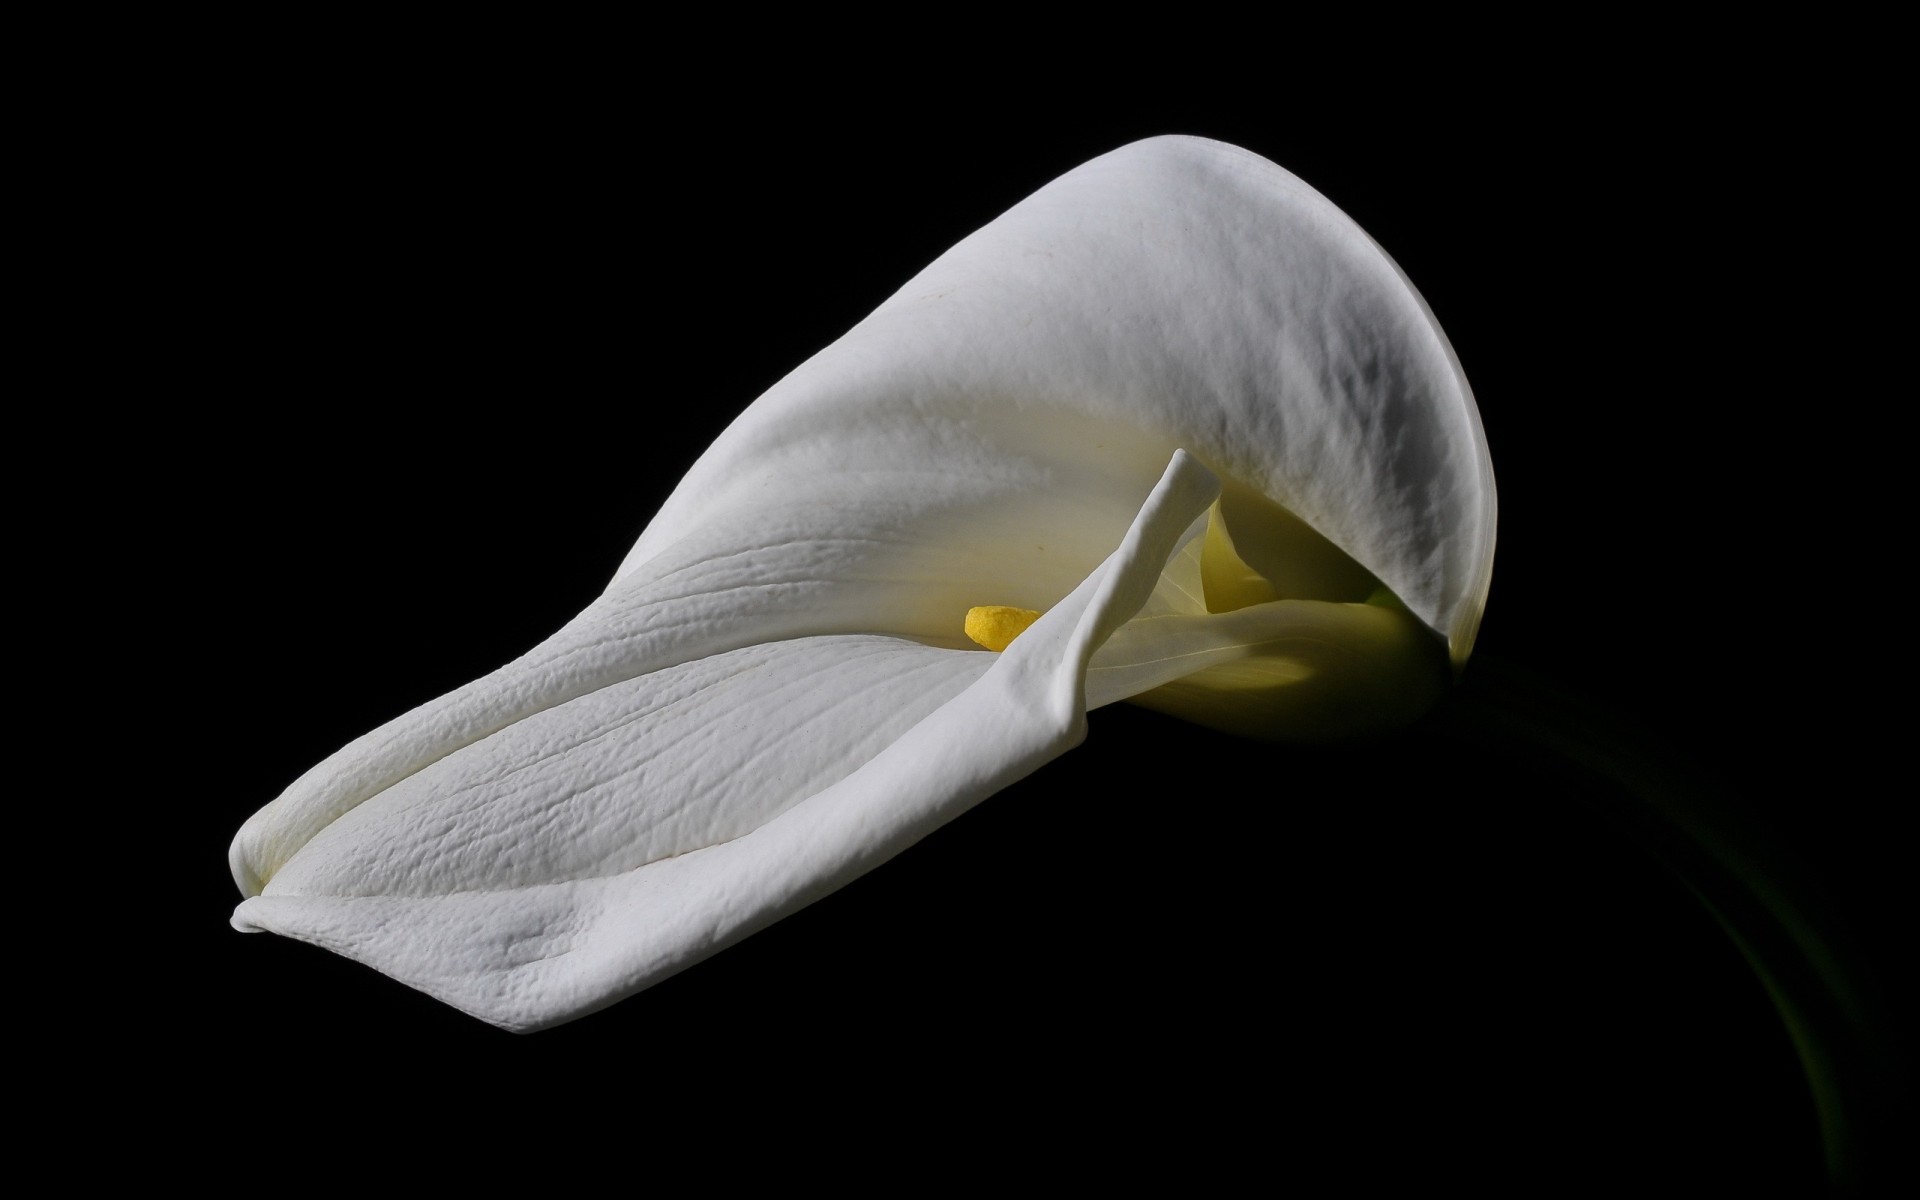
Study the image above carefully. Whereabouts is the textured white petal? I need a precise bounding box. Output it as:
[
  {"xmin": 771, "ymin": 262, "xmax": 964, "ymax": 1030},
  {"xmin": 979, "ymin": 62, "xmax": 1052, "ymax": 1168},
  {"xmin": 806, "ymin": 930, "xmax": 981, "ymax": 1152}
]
[
  {"xmin": 234, "ymin": 453, "xmax": 1220, "ymax": 1030},
  {"xmin": 260, "ymin": 637, "xmax": 990, "ymax": 901},
  {"xmin": 230, "ymin": 136, "xmax": 1495, "ymax": 1030},
  {"xmin": 619, "ymin": 135, "xmax": 1494, "ymax": 661}
]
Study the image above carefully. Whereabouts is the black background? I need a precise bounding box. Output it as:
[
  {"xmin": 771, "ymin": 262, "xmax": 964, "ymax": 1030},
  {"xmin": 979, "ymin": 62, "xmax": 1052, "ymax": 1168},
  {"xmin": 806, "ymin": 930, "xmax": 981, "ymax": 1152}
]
[{"xmin": 142, "ymin": 54, "xmax": 1906, "ymax": 1190}]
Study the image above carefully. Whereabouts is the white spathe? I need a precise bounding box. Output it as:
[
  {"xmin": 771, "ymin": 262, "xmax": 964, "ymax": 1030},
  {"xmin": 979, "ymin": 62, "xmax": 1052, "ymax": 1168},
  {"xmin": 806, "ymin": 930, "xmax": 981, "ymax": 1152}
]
[{"xmin": 229, "ymin": 136, "xmax": 1496, "ymax": 1031}]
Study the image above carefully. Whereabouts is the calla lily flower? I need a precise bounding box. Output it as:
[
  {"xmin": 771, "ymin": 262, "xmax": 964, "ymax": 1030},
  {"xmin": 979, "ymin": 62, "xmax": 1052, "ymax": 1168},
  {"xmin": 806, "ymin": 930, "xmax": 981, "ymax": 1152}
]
[{"xmin": 229, "ymin": 135, "xmax": 1496, "ymax": 1031}]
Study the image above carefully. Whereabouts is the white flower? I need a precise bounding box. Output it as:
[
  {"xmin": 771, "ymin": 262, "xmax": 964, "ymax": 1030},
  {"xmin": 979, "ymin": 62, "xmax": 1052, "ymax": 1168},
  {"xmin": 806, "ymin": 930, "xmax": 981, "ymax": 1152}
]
[{"xmin": 229, "ymin": 136, "xmax": 1496, "ymax": 1031}]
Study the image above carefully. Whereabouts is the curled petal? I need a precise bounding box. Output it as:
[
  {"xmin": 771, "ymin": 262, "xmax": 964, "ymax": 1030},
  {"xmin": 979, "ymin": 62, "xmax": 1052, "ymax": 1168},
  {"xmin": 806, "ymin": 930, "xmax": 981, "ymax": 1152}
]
[
  {"xmin": 622, "ymin": 135, "xmax": 1494, "ymax": 660},
  {"xmin": 231, "ymin": 136, "xmax": 1495, "ymax": 1029},
  {"xmin": 236, "ymin": 453, "xmax": 1221, "ymax": 1030}
]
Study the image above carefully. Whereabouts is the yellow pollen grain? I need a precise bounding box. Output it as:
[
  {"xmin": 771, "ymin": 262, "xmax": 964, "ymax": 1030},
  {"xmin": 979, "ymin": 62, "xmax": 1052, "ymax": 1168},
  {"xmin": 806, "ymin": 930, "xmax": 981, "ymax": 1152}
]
[{"xmin": 964, "ymin": 605, "xmax": 1042, "ymax": 652}]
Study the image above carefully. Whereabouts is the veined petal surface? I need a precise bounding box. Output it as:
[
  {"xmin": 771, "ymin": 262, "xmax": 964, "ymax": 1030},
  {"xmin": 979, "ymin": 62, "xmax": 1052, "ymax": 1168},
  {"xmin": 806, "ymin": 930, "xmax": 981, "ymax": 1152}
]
[
  {"xmin": 231, "ymin": 136, "xmax": 1495, "ymax": 1030},
  {"xmin": 621, "ymin": 135, "xmax": 1494, "ymax": 660},
  {"xmin": 235, "ymin": 454, "xmax": 1221, "ymax": 1030}
]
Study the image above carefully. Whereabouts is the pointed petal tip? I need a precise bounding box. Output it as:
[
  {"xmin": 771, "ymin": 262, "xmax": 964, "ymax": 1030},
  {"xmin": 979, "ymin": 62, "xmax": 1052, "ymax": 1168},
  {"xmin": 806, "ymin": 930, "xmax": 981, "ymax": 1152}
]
[
  {"xmin": 228, "ymin": 825, "xmax": 266, "ymax": 899},
  {"xmin": 230, "ymin": 897, "xmax": 265, "ymax": 933}
]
